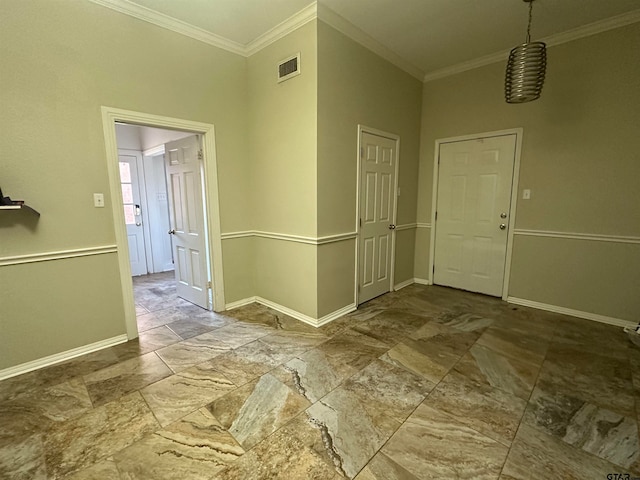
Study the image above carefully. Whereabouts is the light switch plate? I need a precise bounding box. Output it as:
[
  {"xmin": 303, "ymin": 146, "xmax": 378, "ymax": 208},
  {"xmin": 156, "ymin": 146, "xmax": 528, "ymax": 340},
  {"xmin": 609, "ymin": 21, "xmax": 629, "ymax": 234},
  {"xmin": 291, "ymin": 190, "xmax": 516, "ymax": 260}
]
[{"xmin": 94, "ymin": 193, "xmax": 105, "ymax": 207}]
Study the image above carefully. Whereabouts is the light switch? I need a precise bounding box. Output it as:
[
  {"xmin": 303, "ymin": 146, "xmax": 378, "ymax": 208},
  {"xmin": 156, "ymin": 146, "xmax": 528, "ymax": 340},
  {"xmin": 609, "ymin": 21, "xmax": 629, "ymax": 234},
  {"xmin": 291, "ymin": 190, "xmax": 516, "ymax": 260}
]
[
  {"xmin": 522, "ymin": 189, "xmax": 531, "ymax": 200},
  {"xmin": 94, "ymin": 193, "xmax": 105, "ymax": 207}
]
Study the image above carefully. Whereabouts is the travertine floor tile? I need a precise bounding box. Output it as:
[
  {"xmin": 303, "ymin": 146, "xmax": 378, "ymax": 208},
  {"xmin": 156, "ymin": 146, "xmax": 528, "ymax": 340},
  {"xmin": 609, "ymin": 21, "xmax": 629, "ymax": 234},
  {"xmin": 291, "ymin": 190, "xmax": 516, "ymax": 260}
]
[
  {"xmin": 340, "ymin": 359, "xmax": 434, "ymax": 424},
  {"xmin": 453, "ymin": 343, "xmax": 540, "ymax": 400},
  {"xmin": 500, "ymin": 423, "xmax": 635, "ymax": 480},
  {"xmin": 207, "ymin": 373, "xmax": 310, "ymax": 449},
  {"xmin": 84, "ymin": 352, "xmax": 173, "ymax": 406},
  {"xmin": 423, "ymin": 371, "xmax": 527, "ymax": 446},
  {"xmin": 380, "ymin": 403, "xmax": 508, "ymax": 479},
  {"xmin": 306, "ymin": 387, "xmax": 400, "ymax": 478},
  {"xmin": 114, "ymin": 408, "xmax": 244, "ymax": 479},
  {"xmin": 141, "ymin": 363, "xmax": 236, "ymax": 426},
  {"xmin": 62, "ymin": 458, "xmax": 121, "ymax": 480},
  {"xmin": 155, "ymin": 334, "xmax": 232, "ymax": 372},
  {"xmin": 218, "ymin": 415, "xmax": 338, "ymax": 480},
  {"xmin": 0, "ymin": 433, "xmax": 47, "ymax": 480},
  {"xmin": 2, "ymin": 274, "xmax": 636, "ymax": 479},
  {"xmin": 523, "ymin": 387, "xmax": 640, "ymax": 471},
  {"xmin": 43, "ymin": 392, "xmax": 159, "ymax": 479}
]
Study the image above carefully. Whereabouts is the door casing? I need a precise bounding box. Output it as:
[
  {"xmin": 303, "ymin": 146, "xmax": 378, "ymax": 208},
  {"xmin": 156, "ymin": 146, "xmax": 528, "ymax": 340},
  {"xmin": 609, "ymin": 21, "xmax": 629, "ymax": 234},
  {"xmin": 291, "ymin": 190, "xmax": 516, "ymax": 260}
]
[
  {"xmin": 429, "ymin": 128, "xmax": 523, "ymax": 300},
  {"xmin": 355, "ymin": 125, "xmax": 400, "ymax": 306},
  {"xmin": 101, "ymin": 107, "xmax": 225, "ymax": 340}
]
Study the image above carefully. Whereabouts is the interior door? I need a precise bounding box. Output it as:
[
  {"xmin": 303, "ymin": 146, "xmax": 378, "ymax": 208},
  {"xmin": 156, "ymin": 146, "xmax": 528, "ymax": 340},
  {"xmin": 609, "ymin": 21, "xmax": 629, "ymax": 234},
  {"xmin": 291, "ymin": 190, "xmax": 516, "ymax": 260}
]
[
  {"xmin": 358, "ymin": 131, "xmax": 398, "ymax": 304},
  {"xmin": 165, "ymin": 135, "xmax": 209, "ymax": 309},
  {"xmin": 118, "ymin": 151, "xmax": 147, "ymax": 276},
  {"xmin": 433, "ymin": 134, "xmax": 516, "ymax": 296},
  {"xmin": 143, "ymin": 152, "xmax": 174, "ymax": 273}
]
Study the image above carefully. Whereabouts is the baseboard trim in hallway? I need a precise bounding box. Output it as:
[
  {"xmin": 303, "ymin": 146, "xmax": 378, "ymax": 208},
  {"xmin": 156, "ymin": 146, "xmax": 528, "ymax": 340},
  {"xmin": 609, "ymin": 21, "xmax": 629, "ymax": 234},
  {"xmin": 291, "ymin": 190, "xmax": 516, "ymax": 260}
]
[
  {"xmin": 506, "ymin": 296, "xmax": 635, "ymax": 329},
  {"xmin": 225, "ymin": 296, "xmax": 357, "ymax": 327},
  {"xmin": 0, "ymin": 334, "xmax": 129, "ymax": 381},
  {"xmin": 390, "ymin": 278, "xmax": 633, "ymax": 329}
]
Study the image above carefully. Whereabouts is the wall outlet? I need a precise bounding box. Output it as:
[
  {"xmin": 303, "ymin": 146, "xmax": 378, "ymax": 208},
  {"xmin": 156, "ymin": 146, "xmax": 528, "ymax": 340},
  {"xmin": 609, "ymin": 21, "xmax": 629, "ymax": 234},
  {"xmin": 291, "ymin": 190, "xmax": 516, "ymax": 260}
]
[
  {"xmin": 522, "ymin": 189, "xmax": 531, "ymax": 200},
  {"xmin": 93, "ymin": 193, "xmax": 105, "ymax": 207}
]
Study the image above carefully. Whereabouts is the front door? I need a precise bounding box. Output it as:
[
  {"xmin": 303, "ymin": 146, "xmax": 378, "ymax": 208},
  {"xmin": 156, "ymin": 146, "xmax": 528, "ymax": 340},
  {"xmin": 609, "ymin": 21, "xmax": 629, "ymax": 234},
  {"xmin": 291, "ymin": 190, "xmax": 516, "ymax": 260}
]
[
  {"xmin": 165, "ymin": 135, "xmax": 209, "ymax": 309},
  {"xmin": 433, "ymin": 134, "xmax": 516, "ymax": 296},
  {"xmin": 358, "ymin": 131, "xmax": 398, "ymax": 304},
  {"xmin": 119, "ymin": 151, "xmax": 147, "ymax": 276}
]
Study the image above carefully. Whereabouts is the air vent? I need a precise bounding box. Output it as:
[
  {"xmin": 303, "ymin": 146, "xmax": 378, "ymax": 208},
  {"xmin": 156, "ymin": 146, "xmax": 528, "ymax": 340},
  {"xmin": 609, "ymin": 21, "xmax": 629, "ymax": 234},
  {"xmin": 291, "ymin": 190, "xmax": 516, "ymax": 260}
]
[{"xmin": 277, "ymin": 53, "xmax": 301, "ymax": 83}]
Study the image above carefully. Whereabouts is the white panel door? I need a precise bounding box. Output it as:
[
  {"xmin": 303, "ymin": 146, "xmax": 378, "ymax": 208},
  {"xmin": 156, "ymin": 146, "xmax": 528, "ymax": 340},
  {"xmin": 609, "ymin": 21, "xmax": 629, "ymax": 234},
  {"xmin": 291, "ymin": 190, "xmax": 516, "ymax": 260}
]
[
  {"xmin": 165, "ymin": 135, "xmax": 209, "ymax": 308},
  {"xmin": 143, "ymin": 152, "xmax": 174, "ymax": 273},
  {"xmin": 434, "ymin": 134, "xmax": 516, "ymax": 296},
  {"xmin": 118, "ymin": 152, "xmax": 147, "ymax": 276},
  {"xmin": 359, "ymin": 132, "xmax": 397, "ymax": 304}
]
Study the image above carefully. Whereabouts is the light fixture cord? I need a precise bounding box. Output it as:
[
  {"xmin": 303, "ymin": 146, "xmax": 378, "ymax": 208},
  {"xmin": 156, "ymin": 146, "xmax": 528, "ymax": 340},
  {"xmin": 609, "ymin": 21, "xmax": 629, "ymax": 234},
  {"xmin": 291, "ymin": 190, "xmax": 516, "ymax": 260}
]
[{"xmin": 526, "ymin": 0, "xmax": 533, "ymax": 43}]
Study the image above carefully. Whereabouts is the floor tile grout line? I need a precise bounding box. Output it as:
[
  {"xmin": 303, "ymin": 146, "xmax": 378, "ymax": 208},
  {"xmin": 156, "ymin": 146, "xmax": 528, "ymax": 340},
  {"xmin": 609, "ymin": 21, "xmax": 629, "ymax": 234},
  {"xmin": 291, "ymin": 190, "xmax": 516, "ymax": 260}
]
[{"xmin": 496, "ymin": 330, "xmax": 551, "ymax": 477}]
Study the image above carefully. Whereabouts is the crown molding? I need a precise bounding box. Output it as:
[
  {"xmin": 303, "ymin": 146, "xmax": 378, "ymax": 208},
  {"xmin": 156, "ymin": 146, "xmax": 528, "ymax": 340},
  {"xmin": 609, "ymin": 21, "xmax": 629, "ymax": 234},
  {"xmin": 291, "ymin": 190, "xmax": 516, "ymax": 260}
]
[
  {"xmin": 245, "ymin": 3, "xmax": 318, "ymax": 56},
  {"xmin": 423, "ymin": 9, "xmax": 640, "ymax": 82},
  {"xmin": 317, "ymin": 3, "xmax": 425, "ymax": 81},
  {"xmin": 88, "ymin": 0, "xmax": 316, "ymax": 58},
  {"xmin": 88, "ymin": 0, "xmax": 247, "ymax": 55}
]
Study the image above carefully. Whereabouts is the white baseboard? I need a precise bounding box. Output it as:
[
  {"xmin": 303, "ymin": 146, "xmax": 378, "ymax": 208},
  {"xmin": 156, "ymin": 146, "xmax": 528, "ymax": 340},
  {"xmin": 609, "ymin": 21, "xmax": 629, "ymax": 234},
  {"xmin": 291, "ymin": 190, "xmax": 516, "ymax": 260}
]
[
  {"xmin": 394, "ymin": 278, "xmax": 415, "ymax": 291},
  {"xmin": 414, "ymin": 277, "xmax": 431, "ymax": 285},
  {"xmin": 225, "ymin": 297, "xmax": 257, "ymax": 310},
  {"xmin": 506, "ymin": 297, "xmax": 636, "ymax": 329},
  {"xmin": 225, "ymin": 296, "xmax": 356, "ymax": 328},
  {"xmin": 316, "ymin": 303, "xmax": 357, "ymax": 326},
  {"xmin": 0, "ymin": 334, "xmax": 129, "ymax": 381}
]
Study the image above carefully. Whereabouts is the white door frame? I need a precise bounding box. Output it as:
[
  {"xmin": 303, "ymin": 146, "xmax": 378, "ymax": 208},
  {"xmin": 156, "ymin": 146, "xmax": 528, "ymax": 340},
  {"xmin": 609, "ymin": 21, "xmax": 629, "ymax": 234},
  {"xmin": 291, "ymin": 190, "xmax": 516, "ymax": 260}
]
[
  {"xmin": 101, "ymin": 107, "xmax": 225, "ymax": 339},
  {"xmin": 354, "ymin": 124, "xmax": 401, "ymax": 305},
  {"xmin": 428, "ymin": 128, "xmax": 523, "ymax": 300}
]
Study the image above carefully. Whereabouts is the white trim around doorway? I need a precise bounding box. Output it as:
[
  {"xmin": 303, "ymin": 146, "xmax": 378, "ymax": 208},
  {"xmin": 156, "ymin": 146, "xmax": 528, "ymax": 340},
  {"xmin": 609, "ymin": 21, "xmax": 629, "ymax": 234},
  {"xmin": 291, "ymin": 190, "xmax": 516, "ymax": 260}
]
[
  {"xmin": 428, "ymin": 128, "xmax": 523, "ymax": 301},
  {"xmin": 101, "ymin": 107, "xmax": 226, "ymax": 339},
  {"xmin": 355, "ymin": 125, "xmax": 401, "ymax": 306}
]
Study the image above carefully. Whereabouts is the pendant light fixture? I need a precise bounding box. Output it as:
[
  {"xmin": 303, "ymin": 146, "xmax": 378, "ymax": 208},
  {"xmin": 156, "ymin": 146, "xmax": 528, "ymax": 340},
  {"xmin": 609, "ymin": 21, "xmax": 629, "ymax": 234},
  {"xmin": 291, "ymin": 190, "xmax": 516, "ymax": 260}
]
[{"xmin": 505, "ymin": 0, "xmax": 546, "ymax": 103}]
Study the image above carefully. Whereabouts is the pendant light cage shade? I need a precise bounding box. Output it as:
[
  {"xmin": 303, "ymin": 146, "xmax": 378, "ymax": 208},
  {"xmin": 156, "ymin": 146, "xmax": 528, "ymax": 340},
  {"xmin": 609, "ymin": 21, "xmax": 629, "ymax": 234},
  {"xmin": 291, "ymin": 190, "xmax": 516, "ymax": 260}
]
[{"xmin": 505, "ymin": 41, "xmax": 547, "ymax": 103}]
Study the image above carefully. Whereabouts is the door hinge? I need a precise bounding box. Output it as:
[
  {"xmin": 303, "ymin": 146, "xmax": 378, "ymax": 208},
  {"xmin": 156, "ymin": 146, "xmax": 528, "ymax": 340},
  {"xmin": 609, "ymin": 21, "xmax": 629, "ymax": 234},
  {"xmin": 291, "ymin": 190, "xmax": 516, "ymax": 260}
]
[
  {"xmin": 357, "ymin": 283, "xmax": 360, "ymax": 292},
  {"xmin": 360, "ymin": 146, "xmax": 364, "ymax": 158},
  {"xmin": 435, "ymin": 211, "xmax": 438, "ymax": 221},
  {"xmin": 206, "ymin": 281, "xmax": 212, "ymax": 289},
  {"xmin": 198, "ymin": 150, "xmax": 204, "ymax": 160},
  {"xmin": 359, "ymin": 218, "xmax": 362, "ymax": 228}
]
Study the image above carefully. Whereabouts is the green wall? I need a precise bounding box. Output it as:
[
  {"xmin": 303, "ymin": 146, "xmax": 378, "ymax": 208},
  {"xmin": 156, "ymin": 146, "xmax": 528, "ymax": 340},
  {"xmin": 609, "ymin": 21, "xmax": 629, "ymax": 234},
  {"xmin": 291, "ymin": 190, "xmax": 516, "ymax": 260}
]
[
  {"xmin": 0, "ymin": 0, "xmax": 250, "ymax": 369},
  {"xmin": 416, "ymin": 23, "xmax": 640, "ymax": 320},
  {"xmin": 316, "ymin": 21, "xmax": 423, "ymax": 315},
  {"xmin": 246, "ymin": 20, "xmax": 319, "ymax": 318}
]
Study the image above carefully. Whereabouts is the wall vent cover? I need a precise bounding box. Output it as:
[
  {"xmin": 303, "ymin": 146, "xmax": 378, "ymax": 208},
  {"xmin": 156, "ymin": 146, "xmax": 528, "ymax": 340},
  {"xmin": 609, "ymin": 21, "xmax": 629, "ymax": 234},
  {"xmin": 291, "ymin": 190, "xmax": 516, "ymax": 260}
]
[{"xmin": 278, "ymin": 53, "xmax": 301, "ymax": 83}]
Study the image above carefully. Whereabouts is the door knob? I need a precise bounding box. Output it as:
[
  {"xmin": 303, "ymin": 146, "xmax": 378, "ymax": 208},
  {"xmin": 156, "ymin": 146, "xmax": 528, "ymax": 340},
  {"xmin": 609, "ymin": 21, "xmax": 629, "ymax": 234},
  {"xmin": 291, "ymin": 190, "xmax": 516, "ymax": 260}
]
[
  {"xmin": 389, "ymin": 224, "xmax": 396, "ymax": 230},
  {"xmin": 499, "ymin": 224, "xmax": 506, "ymax": 230},
  {"xmin": 500, "ymin": 212, "xmax": 507, "ymax": 218},
  {"xmin": 168, "ymin": 229, "xmax": 176, "ymax": 234}
]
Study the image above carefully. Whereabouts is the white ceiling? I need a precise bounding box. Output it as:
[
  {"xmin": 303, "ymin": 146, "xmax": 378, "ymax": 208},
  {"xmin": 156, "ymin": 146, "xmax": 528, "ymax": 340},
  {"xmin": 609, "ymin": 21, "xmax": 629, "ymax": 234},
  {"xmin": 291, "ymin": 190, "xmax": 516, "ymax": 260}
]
[{"xmin": 111, "ymin": 0, "xmax": 640, "ymax": 79}]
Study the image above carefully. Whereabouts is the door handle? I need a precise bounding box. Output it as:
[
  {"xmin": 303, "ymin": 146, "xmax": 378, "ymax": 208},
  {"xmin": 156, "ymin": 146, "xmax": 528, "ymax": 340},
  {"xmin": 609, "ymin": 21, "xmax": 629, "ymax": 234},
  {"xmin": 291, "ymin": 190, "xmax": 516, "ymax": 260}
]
[
  {"xmin": 389, "ymin": 224, "xmax": 396, "ymax": 230},
  {"xmin": 134, "ymin": 204, "xmax": 142, "ymax": 226},
  {"xmin": 168, "ymin": 229, "xmax": 176, "ymax": 235},
  {"xmin": 499, "ymin": 224, "xmax": 506, "ymax": 230}
]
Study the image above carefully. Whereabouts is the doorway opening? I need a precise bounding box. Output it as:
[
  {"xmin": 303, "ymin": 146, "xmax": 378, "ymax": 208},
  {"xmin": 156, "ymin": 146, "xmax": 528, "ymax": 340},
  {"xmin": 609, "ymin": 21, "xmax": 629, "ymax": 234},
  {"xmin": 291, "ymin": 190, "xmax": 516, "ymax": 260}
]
[
  {"xmin": 115, "ymin": 125, "xmax": 211, "ymax": 329},
  {"xmin": 429, "ymin": 129, "xmax": 522, "ymax": 300},
  {"xmin": 102, "ymin": 107, "xmax": 226, "ymax": 340}
]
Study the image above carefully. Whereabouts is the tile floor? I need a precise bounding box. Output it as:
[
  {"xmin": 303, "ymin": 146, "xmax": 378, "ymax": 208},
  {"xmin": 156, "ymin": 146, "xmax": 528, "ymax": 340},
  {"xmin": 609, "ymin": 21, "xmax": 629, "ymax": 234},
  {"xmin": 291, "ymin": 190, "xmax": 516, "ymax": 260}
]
[{"xmin": 1, "ymin": 272, "xmax": 639, "ymax": 479}]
